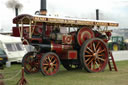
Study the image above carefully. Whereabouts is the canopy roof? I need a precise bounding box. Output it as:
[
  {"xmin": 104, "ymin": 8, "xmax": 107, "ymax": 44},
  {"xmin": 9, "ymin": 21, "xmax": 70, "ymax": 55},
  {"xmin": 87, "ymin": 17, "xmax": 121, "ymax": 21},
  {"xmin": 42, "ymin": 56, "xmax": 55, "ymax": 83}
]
[{"xmin": 13, "ymin": 14, "xmax": 119, "ymax": 27}]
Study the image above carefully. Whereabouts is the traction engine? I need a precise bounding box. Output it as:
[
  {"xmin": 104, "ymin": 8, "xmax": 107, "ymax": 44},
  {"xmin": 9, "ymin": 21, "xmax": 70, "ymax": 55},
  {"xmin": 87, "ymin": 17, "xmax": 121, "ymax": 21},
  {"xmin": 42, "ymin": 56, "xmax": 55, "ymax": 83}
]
[{"xmin": 12, "ymin": 14, "xmax": 118, "ymax": 76}]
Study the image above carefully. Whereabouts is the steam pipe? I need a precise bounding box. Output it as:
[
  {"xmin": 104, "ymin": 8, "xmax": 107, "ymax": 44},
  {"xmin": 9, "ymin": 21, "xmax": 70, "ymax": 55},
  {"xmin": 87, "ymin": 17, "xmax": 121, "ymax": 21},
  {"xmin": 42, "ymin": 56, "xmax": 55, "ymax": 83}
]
[
  {"xmin": 32, "ymin": 43, "xmax": 73, "ymax": 53},
  {"xmin": 42, "ymin": 22, "xmax": 46, "ymax": 41},
  {"xmin": 40, "ymin": 0, "xmax": 47, "ymax": 42}
]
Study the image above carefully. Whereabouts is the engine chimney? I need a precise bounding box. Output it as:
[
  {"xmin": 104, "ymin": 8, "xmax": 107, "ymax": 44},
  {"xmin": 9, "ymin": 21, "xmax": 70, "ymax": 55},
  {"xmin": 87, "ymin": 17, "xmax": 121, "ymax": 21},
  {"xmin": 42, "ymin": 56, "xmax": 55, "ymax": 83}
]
[
  {"xmin": 15, "ymin": 7, "xmax": 18, "ymax": 27},
  {"xmin": 40, "ymin": 0, "xmax": 47, "ymax": 15},
  {"xmin": 96, "ymin": 9, "xmax": 99, "ymax": 20},
  {"xmin": 15, "ymin": 8, "xmax": 18, "ymax": 17}
]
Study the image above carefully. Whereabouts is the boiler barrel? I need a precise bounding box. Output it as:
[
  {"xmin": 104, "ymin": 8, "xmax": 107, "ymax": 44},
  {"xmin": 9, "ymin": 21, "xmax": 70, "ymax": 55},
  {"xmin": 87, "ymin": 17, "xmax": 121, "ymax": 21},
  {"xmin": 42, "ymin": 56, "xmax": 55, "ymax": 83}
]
[{"xmin": 35, "ymin": 43, "xmax": 73, "ymax": 53}]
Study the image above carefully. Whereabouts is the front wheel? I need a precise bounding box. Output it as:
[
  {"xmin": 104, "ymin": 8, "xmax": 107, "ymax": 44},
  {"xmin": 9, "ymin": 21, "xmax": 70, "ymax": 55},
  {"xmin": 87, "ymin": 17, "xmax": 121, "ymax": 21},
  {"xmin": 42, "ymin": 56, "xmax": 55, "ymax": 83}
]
[
  {"xmin": 22, "ymin": 52, "xmax": 40, "ymax": 74},
  {"xmin": 40, "ymin": 52, "xmax": 60, "ymax": 76},
  {"xmin": 80, "ymin": 38, "xmax": 109, "ymax": 72}
]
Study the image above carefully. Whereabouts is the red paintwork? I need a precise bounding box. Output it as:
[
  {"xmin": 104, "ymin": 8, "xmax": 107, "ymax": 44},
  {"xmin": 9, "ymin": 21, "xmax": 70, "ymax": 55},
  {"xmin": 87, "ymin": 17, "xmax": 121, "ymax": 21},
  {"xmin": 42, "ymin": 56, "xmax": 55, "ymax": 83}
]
[
  {"xmin": 29, "ymin": 38, "xmax": 42, "ymax": 43},
  {"xmin": 51, "ymin": 42, "xmax": 73, "ymax": 53},
  {"xmin": 68, "ymin": 50, "xmax": 77, "ymax": 59},
  {"xmin": 105, "ymin": 31, "xmax": 111, "ymax": 37},
  {"xmin": 77, "ymin": 27, "xmax": 95, "ymax": 46},
  {"xmin": 13, "ymin": 14, "xmax": 33, "ymax": 24},
  {"xmin": 12, "ymin": 25, "xmax": 53, "ymax": 44},
  {"xmin": 60, "ymin": 50, "xmax": 77, "ymax": 59},
  {"xmin": 103, "ymin": 39, "xmax": 108, "ymax": 43},
  {"xmin": 12, "ymin": 26, "xmax": 30, "ymax": 38},
  {"xmin": 45, "ymin": 26, "xmax": 53, "ymax": 37},
  {"xmin": 12, "ymin": 27, "xmax": 20, "ymax": 37},
  {"xmin": 62, "ymin": 35, "xmax": 72, "ymax": 44}
]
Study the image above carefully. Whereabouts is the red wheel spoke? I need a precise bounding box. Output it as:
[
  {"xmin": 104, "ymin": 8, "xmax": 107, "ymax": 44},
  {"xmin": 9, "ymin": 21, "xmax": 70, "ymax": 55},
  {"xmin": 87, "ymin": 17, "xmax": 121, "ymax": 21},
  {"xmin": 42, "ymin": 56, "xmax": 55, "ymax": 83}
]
[
  {"xmin": 51, "ymin": 66, "xmax": 55, "ymax": 71},
  {"xmin": 85, "ymin": 51, "xmax": 91, "ymax": 54},
  {"xmin": 52, "ymin": 59, "xmax": 56, "ymax": 64},
  {"xmin": 85, "ymin": 57, "xmax": 91, "ymax": 63},
  {"xmin": 29, "ymin": 66, "xmax": 33, "ymax": 71},
  {"xmin": 87, "ymin": 47, "xmax": 94, "ymax": 53},
  {"xmin": 98, "ymin": 54, "xmax": 105, "ymax": 57},
  {"xmin": 93, "ymin": 43, "xmax": 96, "ymax": 52},
  {"xmin": 95, "ymin": 61, "xmax": 100, "ymax": 68},
  {"xmin": 87, "ymin": 57, "xmax": 95, "ymax": 66},
  {"xmin": 90, "ymin": 42, "xmax": 94, "ymax": 52},
  {"xmin": 35, "ymin": 65, "xmax": 39, "ymax": 69},
  {"xmin": 98, "ymin": 49, "xmax": 105, "ymax": 53},
  {"xmin": 51, "ymin": 56, "xmax": 55, "ymax": 61},
  {"xmin": 45, "ymin": 59, "xmax": 49, "ymax": 64},
  {"xmin": 43, "ymin": 64, "xmax": 49, "ymax": 66},
  {"xmin": 96, "ymin": 42, "xmax": 100, "ymax": 50},
  {"xmin": 48, "ymin": 56, "xmax": 51, "ymax": 62},
  {"xmin": 53, "ymin": 64, "xmax": 57, "ymax": 66},
  {"xmin": 93, "ymin": 59, "xmax": 96, "ymax": 69},
  {"xmin": 96, "ymin": 58, "xmax": 101, "ymax": 64},
  {"xmin": 85, "ymin": 55, "xmax": 93, "ymax": 57},
  {"xmin": 97, "ymin": 57, "xmax": 105, "ymax": 61},
  {"xmin": 90, "ymin": 62, "xmax": 93, "ymax": 70},
  {"xmin": 49, "ymin": 68, "xmax": 53, "ymax": 73},
  {"xmin": 47, "ymin": 67, "xmax": 50, "ymax": 72}
]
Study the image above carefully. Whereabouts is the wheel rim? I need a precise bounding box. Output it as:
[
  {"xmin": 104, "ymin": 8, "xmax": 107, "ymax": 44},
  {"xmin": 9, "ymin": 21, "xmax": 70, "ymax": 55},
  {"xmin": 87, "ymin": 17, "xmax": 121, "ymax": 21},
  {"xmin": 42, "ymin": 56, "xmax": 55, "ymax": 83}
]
[
  {"xmin": 113, "ymin": 44, "xmax": 118, "ymax": 51},
  {"xmin": 23, "ymin": 52, "xmax": 40, "ymax": 73},
  {"xmin": 81, "ymin": 38, "xmax": 108, "ymax": 72},
  {"xmin": 77, "ymin": 28, "xmax": 94, "ymax": 46},
  {"xmin": 41, "ymin": 53, "xmax": 60, "ymax": 76}
]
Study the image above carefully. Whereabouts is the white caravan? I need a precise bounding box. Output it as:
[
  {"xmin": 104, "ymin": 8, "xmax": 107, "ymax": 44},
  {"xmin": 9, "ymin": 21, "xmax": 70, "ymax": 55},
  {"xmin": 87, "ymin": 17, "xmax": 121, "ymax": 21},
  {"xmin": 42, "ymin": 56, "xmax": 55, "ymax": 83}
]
[{"xmin": 0, "ymin": 34, "xmax": 27, "ymax": 62}]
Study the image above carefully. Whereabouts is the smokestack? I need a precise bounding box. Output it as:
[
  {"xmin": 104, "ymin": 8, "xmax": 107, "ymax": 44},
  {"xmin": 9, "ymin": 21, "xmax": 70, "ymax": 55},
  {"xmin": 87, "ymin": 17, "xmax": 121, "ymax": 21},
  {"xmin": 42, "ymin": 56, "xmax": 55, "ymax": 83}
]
[
  {"xmin": 96, "ymin": 9, "xmax": 99, "ymax": 20},
  {"xmin": 40, "ymin": 0, "xmax": 47, "ymax": 15},
  {"xmin": 15, "ymin": 7, "xmax": 18, "ymax": 27},
  {"xmin": 6, "ymin": 0, "xmax": 23, "ymax": 27},
  {"xmin": 15, "ymin": 8, "xmax": 18, "ymax": 16}
]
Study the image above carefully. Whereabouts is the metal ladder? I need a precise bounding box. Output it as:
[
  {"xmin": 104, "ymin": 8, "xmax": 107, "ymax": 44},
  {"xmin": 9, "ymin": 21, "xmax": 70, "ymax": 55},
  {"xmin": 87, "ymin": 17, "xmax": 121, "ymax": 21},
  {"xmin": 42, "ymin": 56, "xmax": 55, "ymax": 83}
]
[{"xmin": 108, "ymin": 51, "xmax": 118, "ymax": 71}]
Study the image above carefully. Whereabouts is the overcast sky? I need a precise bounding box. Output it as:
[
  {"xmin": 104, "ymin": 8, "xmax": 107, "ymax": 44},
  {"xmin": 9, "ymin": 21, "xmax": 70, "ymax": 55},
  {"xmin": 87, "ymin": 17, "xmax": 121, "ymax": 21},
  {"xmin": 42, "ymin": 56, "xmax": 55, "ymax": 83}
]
[{"xmin": 0, "ymin": 0, "xmax": 128, "ymax": 31}]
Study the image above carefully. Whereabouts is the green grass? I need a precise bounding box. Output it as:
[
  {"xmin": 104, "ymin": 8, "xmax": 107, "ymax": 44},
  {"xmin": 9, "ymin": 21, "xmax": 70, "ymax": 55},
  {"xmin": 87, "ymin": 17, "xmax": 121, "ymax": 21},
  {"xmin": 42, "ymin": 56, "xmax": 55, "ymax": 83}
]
[{"xmin": 1, "ymin": 60, "xmax": 128, "ymax": 85}]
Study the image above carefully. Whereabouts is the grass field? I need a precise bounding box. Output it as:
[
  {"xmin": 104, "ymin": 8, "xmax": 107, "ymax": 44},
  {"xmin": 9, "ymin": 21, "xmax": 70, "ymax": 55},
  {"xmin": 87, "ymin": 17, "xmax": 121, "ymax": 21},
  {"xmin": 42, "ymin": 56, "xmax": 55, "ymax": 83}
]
[{"xmin": 0, "ymin": 60, "xmax": 128, "ymax": 85}]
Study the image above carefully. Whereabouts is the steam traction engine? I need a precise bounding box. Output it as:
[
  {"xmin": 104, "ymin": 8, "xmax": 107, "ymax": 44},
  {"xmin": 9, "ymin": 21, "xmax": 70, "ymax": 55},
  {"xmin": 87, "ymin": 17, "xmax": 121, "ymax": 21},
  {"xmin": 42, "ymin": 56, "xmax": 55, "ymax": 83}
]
[{"xmin": 12, "ymin": 14, "xmax": 118, "ymax": 76}]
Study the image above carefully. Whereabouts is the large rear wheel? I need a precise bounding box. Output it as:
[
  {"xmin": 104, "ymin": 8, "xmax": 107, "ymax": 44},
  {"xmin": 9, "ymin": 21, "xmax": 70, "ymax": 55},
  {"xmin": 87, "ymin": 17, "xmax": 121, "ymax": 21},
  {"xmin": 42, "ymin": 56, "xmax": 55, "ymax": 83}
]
[
  {"xmin": 40, "ymin": 52, "xmax": 60, "ymax": 76},
  {"xmin": 80, "ymin": 38, "xmax": 109, "ymax": 72}
]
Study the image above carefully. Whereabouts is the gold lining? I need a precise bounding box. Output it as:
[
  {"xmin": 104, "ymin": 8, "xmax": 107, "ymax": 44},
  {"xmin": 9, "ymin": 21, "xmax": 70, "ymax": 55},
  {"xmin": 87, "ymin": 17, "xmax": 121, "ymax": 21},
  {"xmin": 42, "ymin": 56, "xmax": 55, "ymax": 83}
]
[
  {"xmin": 33, "ymin": 16, "xmax": 119, "ymax": 27},
  {"xmin": 51, "ymin": 42, "xmax": 53, "ymax": 51}
]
